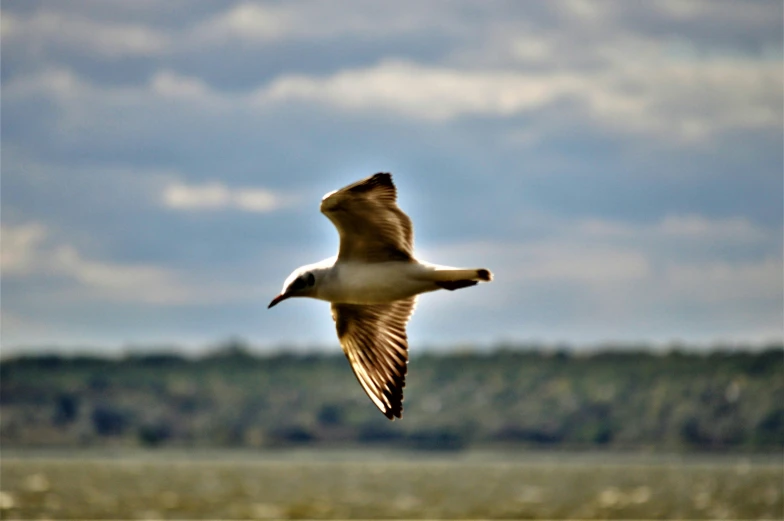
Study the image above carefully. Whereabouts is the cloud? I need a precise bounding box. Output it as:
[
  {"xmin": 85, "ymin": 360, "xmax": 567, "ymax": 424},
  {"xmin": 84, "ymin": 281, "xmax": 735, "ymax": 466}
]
[
  {"xmin": 22, "ymin": 58, "xmax": 780, "ymax": 146},
  {"xmin": 520, "ymin": 245, "xmax": 651, "ymax": 285},
  {"xmin": 162, "ymin": 181, "xmax": 292, "ymax": 212},
  {"xmin": 193, "ymin": 1, "xmax": 468, "ymax": 45},
  {"xmin": 1, "ymin": 222, "xmax": 182, "ymax": 304},
  {"xmin": 423, "ymin": 212, "xmax": 781, "ymax": 304},
  {"xmin": 8, "ymin": 57, "xmax": 777, "ymax": 147},
  {"xmin": 1, "ymin": 10, "xmax": 170, "ymax": 57},
  {"xmin": 3, "ymin": 68, "xmax": 93, "ymax": 100},
  {"xmin": 150, "ymin": 70, "xmax": 211, "ymax": 99},
  {"xmin": 192, "ymin": 0, "xmax": 782, "ymax": 55},
  {"xmin": 1, "ymin": 223, "xmax": 47, "ymax": 275},
  {"xmin": 654, "ymin": 215, "xmax": 769, "ymax": 241},
  {"xmin": 263, "ymin": 58, "xmax": 781, "ymax": 140},
  {"xmin": 1, "ymin": 0, "xmax": 780, "ymax": 349},
  {"xmin": 195, "ymin": 2, "xmax": 293, "ymax": 43},
  {"xmin": 258, "ymin": 60, "xmax": 556, "ymax": 120},
  {"xmin": 577, "ymin": 214, "xmax": 770, "ymax": 243},
  {"xmin": 3, "ymin": 68, "xmax": 217, "ymax": 107},
  {"xmin": 662, "ymin": 257, "xmax": 782, "ymax": 303},
  {"xmin": 49, "ymin": 245, "xmax": 183, "ymax": 304},
  {"xmin": 0, "ymin": 222, "xmax": 261, "ymax": 305},
  {"xmin": 7, "ymin": 1, "xmax": 778, "ymax": 58},
  {"xmin": 163, "ymin": 182, "xmax": 232, "ymax": 210},
  {"xmin": 413, "ymin": 212, "xmax": 782, "ymax": 344}
]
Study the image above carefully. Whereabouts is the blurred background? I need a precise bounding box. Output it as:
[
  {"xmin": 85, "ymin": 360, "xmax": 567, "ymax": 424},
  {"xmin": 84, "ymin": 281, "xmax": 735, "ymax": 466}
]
[{"xmin": 1, "ymin": 1, "xmax": 782, "ymax": 519}]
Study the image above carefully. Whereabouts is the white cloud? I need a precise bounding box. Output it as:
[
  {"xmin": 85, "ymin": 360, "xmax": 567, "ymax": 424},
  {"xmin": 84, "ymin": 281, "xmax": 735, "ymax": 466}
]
[
  {"xmin": 3, "ymin": 68, "xmax": 93, "ymax": 100},
  {"xmin": 4, "ymin": 68, "xmax": 217, "ymax": 106},
  {"xmin": 4, "ymin": 51, "xmax": 780, "ymax": 144},
  {"xmin": 258, "ymin": 60, "xmax": 558, "ymax": 121},
  {"xmin": 162, "ymin": 181, "xmax": 290, "ymax": 213},
  {"xmin": 150, "ymin": 70, "xmax": 211, "ymax": 100},
  {"xmin": 422, "ymin": 213, "xmax": 782, "ymax": 316},
  {"xmin": 1, "ymin": 10, "xmax": 170, "ymax": 57},
  {"xmin": 7, "ymin": 1, "xmax": 775, "ymax": 60},
  {"xmin": 654, "ymin": 0, "xmax": 778, "ymax": 25},
  {"xmin": 2, "ymin": 1, "xmax": 780, "ymax": 349},
  {"xmin": 655, "ymin": 215, "xmax": 769, "ymax": 241},
  {"xmin": 1, "ymin": 223, "xmax": 47, "ymax": 275},
  {"xmin": 1, "ymin": 223, "xmax": 184, "ymax": 304},
  {"xmin": 195, "ymin": 2, "xmax": 292, "ymax": 43},
  {"xmin": 577, "ymin": 214, "xmax": 771, "ymax": 243},
  {"xmin": 233, "ymin": 189, "xmax": 280, "ymax": 212},
  {"xmin": 0, "ymin": 223, "xmax": 260, "ymax": 305},
  {"xmin": 510, "ymin": 37, "xmax": 553, "ymax": 62},
  {"xmin": 163, "ymin": 182, "xmax": 231, "ymax": 210},
  {"xmin": 193, "ymin": 1, "xmax": 467, "ymax": 45},
  {"xmin": 414, "ymin": 218, "xmax": 782, "ymax": 346},
  {"xmin": 662, "ymin": 257, "xmax": 783, "ymax": 303},
  {"xmin": 1, "ymin": 1, "xmax": 469, "ymax": 61},
  {"xmin": 49, "ymin": 245, "xmax": 182, "ymax": 304},
  {"xmin": 425, "ymin": 240, "xmax": 651, "ymax": 291},
  {"xmin": 259, "ymin": 58, "xmax": 781, "ymax": 140},
  {"xmin": 524, "ymin": 245, "xmax": 651, "ymax": 284},
  {"xmin": 0, "ymin": 310, "xmax": 60, "ymax": 350}
]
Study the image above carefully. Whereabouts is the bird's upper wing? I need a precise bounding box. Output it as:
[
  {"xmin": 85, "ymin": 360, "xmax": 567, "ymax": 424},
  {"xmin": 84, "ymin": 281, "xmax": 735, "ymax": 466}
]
[
  {"xmin": 331, "ymin": 297, "xmax": 417, "ymax": 419},
  {"xmin": 320, "ymin": 173, "xmax": 414, "ymax": 263}
]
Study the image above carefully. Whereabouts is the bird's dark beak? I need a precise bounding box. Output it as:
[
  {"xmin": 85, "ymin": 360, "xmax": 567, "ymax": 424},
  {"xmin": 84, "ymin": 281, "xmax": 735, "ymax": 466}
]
[{"xmin": 267, "ymin": 293, "xmax": 290, "ymax": 309}]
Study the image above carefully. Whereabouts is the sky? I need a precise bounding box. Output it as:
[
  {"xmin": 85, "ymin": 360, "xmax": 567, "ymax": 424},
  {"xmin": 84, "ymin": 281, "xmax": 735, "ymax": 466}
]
[{"xmin": 1, "ymin": 0, "xmax": 782, "ymax": 355}]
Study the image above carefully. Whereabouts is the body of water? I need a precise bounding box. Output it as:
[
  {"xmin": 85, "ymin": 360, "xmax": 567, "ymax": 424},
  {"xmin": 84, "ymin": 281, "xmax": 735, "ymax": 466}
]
[{"xmin": 1, "ymin": 449, "xmax": 781, "ymax": 519}]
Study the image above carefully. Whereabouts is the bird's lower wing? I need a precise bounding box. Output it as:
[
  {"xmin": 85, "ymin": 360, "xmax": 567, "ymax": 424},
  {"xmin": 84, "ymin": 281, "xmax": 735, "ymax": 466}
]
[{"xmin": 331, "ymin": 297, "xmax": 417, "ymax": 419}]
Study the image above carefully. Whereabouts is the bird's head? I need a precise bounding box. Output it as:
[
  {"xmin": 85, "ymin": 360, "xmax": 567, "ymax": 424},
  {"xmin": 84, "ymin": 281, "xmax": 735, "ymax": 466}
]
[{"xmin": 268, "ymin": 267, "xmax": 318, "ymax": 308}]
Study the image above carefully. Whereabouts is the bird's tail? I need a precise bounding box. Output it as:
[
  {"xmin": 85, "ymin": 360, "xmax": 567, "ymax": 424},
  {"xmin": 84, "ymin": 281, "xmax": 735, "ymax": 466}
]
[{"xmin": 427, "ymin": 266, "xmax": 493, "ymax": 291}]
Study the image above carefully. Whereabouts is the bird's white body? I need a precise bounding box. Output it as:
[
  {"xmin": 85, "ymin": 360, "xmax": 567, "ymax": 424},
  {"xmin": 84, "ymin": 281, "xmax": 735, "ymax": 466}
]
[{"xmin": 314, "ymin": 259, "xmax": 475, "ymax": 304}]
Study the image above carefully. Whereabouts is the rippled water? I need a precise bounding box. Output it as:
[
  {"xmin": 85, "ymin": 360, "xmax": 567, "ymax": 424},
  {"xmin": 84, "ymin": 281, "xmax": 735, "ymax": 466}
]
[{"xmin": 1, "ymin": 450, "xmax": 781, "ymax": 519}]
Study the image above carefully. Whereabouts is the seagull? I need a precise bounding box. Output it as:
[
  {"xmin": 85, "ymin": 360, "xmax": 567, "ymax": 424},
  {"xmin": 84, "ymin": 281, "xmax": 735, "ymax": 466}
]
[{"xmin": 268, "ymin": 173, "xmax": 492, "ymax": 419}]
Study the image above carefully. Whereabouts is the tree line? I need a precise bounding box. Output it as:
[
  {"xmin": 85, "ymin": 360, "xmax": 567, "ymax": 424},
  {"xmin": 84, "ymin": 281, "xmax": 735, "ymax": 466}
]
[{"xmin": 1, "ymin": 342, "xmax": 782, "ymax": 451}]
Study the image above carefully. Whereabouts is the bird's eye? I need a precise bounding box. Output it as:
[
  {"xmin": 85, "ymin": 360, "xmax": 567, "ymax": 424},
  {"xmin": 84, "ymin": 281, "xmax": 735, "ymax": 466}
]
[
  {"xmin": 290, "ymin": 277, "xmax": 306, "ymax": 291},
  {"xmin": 307, "ymin": 272, "xmax": 315, "ymax": 286}
]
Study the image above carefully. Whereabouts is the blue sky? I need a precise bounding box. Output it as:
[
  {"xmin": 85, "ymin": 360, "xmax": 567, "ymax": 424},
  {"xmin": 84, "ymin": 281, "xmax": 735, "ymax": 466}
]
[{"xmin": 1, "ymin": 0, "xmax": 782, "ymax": 354}]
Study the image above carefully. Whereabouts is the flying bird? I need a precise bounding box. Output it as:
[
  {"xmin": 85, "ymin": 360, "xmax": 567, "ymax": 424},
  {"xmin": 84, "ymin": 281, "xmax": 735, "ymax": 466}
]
[{"xmin": 268, "ymin": 173, "xmax": 492, "ymax": 419}]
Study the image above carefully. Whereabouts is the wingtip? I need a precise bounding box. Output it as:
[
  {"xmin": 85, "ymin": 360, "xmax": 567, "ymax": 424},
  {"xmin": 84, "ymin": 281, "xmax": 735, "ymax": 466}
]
[
  {"xmin": 368, "ymin": 172, "xmax": 395, "ymax": 191},
  {"xmin": 326, "ymin": 172, "xmax": 397, "ymax": 202},
  {"xmin": 382, "ymin": 385, "xmax": 404, "ymax": 420},
  {"xmin": 384, "ymin": 407, "xmax": 402, "ymax": 420},
  {"xmin": 371, "ymin": 172, "xmax": 393, "ymax": 184}
]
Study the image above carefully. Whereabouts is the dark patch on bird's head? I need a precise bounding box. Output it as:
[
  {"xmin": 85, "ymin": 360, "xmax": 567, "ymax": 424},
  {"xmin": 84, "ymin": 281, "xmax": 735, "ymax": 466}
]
[{"xmin": 268, "ymin": 269, "xmax": 318, "ymax": 308}]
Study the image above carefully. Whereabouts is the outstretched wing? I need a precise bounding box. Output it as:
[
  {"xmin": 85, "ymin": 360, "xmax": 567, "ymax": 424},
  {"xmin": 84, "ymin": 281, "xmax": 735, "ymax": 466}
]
[
  {"xmin": 320, "ymin": 173, "xmax": 414, "ymax": 263},
  {"xmin": 331, "ymin": 297, "xmax": 417, "ymax": 419}
]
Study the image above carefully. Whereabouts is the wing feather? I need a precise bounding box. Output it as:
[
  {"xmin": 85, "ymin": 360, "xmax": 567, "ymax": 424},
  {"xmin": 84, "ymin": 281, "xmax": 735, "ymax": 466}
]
[
  {"xmin": 332, "ymin": 297, "xmax": 417, "ymax": 419},
  {"xmin": 320, "ymin": 173, "xmax": 414, "ymax": 263}
]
